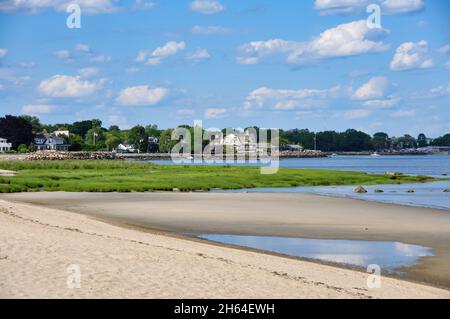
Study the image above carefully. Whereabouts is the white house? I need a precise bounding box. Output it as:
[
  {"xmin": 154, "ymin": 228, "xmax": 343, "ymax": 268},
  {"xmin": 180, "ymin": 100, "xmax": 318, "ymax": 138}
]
[
  {"xmin": 116, "ymin": 144, "xmax": 136, "ymax": 153},
  {"xmin": 53, "ymin": 130, "xmax": 70, "ymax": 138},
  {"xmin": 0, "ymin": 137, "xmax": 12, "ymax": 152},
  {"xmin": 34, "ymin": 133, "xmax": 70, "ymax": 151}
]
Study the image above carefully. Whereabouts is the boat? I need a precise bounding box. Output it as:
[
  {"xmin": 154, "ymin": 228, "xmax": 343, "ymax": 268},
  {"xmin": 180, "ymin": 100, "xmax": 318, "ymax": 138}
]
[{"xmin": 371, "ymin": 152, "xmax": 381, "ymax": 157}]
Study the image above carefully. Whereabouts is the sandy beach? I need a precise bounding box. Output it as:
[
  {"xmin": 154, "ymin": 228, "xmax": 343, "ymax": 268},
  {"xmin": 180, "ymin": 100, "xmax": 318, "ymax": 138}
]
[{"xmin": 1, "ymin": 193, "xmax": 449, "ymax": 299}]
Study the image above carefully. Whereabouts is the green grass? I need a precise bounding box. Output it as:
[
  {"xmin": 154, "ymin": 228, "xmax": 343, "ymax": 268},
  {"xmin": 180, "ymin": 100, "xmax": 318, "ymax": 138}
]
[{"xmin": 0, "ymin": 160, "xmax": 439, "ymax": 193}]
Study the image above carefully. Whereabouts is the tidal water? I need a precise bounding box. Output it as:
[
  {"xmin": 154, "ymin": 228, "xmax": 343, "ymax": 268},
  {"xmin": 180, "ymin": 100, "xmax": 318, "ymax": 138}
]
[
  {"xmin": 152, "ymin": 154, "xmax": 450, "ymax": 209},
  {"xmin": 196, "ymin": 234, "xmax": 433, "ymax": 273}
]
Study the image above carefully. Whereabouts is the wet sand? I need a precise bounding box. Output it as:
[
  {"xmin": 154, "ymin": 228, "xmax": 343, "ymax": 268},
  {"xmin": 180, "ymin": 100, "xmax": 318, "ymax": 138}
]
[
  {"xmin": 2, "ymin": 191, "xmax": 450, "ymax": 289},
  {"xmin": 1, "ymin": 198, "xmax": 449, "ymax": 299}
]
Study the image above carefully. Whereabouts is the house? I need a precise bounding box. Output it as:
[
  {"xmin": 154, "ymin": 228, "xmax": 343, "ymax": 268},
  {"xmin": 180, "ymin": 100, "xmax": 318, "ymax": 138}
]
[
  {"xmin": 116, "ymin": 144, "xmax": 136, "ymax": 153},
  {"xmin": 34, "ymin": 133, "xmax": 71, "ymax": 151},
  {"xmin": 147, "ymin": 137, "xmax": 159, "ymax": 153},
  {"xmin": 0, "ymin": 137, "xmax": 12, "ymax": 152},
  {"xmin": 220, "ymin": 132, "xmax": 258, "ymax": 153},
  {"xmin": 53, "ymin": 130, "xmax": 70, "ymax": 138}
]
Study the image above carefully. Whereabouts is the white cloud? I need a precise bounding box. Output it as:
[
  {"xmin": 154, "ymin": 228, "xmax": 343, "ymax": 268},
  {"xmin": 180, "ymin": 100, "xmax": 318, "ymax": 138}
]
[
  {"xmin": 187, "ymin": 49, "xmax": 210, "ymax": 62},
  {"xmin": 190, "ymin": 0, "xmax": 224, "ymax": 15},
  {"xmin": 0, "ymin": 48, "xmax": 7, "ymax": 58},
  {"xmin": 192, "ymin": 25, "xmax": 231, "ymax": 35},
  {"xmin": 78, "ymin": 67, "xmax": 99, "ymax": 78},
  {"xmin": 238, "ymin": 20, "xmax": 389, "ymax": 65},
  {"xmin": 75, "ymin": 43, "xmax": 90, "ymax": 53},
  {"xmin": 39, "ymin": 75, "xmax": 104, "ymax": 97},
  {"xmin": 136, "ymin": 41, "xmax": 186, "ymax": 65},
  {"xmin": 353, "ymin": 76, "xmax": 389, "ymax": 100},
  {"xmin": 314, "ymin": 0, "xmax": 424, "ymax": 15},
  {"xmin": 90, "ymin": 55, "xmax": 112, "ymax": 63},
  {"xmin": 53, "ymin": 49, "xmax": 71, "ymax": 60},
  {"xmin": 243, "ymin": 86, "xmax": 350, "ymax": 111},
  {"xmin": 21, "ymin": 104, "xmax": 56, "ymax": 114},
  {"xmin": 116, "ymin": 85, "xmax": 169, "ymax": 106},
  {"xmin": 343, "ymin": 109, "xmax": 371, "ymax": 119},
  {"xmin": 204, "ymin": 108, "xmax": 227, "ymax": 119},
  {"xmin": 437, "ymin": 44, "xmax": 450, "ymax": 54},
  {"xmin": 390, "ymin": 41, "xmax": 433, "ymax": 71},
  {"xmin": 0, "ymin": 0, "xmax": 154, "ymax": 15},
  {"xmin": 429, "ymin": 83, "xmax": 450, "ymax": 97},
  {"xmin": 362, "ymin": 98, "xmax": 399, "ymax": 108},
  {"xmin": 390, "ymin": 109, "xmax": 416, "ymax": 118}
]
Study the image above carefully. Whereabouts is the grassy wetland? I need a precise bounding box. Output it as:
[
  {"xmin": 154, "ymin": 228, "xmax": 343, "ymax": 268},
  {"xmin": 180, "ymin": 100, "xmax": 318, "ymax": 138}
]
[{"xmin": 0, "ymin": 160, "xmax": 438, "ymax": 193}]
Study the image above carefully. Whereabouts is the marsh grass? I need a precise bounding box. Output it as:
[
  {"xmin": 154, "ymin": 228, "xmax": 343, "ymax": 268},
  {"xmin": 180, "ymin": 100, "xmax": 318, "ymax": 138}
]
[{"xmin": 0, "ymin": 160, "xmax": 439, "ymax": 193}]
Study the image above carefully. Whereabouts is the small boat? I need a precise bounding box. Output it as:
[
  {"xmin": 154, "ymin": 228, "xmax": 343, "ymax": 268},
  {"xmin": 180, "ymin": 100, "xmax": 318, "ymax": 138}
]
[{"xmin": 371, "ymin": 152, "xmax": 381, "ymax": 157}]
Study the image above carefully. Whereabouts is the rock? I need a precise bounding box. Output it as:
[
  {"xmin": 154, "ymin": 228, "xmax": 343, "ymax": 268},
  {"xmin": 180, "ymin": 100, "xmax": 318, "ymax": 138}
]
[
  {"xmin": 444, "ymin": 189, "xmax": 450, "ymax": 193},
  {"xmin": 374, "ymin": 189, "xmax": 384, "ymax": 193},
  {"xmin": 354, "ymin": 185, "xmax": 368, "ymax": 193},
  {"xmin": 172, "ymin": 188, "xmax": 180, "ymax": 192},
  {"xmin": 406, "ymin": 189, "xmax": 415, "ymax": 193},
  {"xmin": 26, "ymin": 151, "xmax": 117, "ymax": 161}
]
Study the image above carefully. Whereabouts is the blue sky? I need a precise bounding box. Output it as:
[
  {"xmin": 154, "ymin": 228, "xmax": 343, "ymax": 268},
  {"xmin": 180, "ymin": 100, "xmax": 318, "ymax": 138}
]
[{"xmin": 0, "ymin": 0, "xmax": 449, "ymax": 136}]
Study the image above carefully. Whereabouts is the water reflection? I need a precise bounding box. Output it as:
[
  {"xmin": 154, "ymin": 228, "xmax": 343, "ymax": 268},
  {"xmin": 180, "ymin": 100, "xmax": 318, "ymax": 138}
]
[{"xmin": 196, "ymin": 234, "xmax": 433, "ymax": 273}]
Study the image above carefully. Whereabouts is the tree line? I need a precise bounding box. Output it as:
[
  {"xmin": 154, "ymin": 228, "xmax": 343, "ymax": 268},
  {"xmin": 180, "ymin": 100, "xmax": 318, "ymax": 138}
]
[{"xmin": 0, "ymin": 114, "xmax": 449, "ymax": 153}]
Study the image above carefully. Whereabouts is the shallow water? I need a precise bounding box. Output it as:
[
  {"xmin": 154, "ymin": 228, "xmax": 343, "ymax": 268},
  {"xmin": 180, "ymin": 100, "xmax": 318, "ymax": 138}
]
[
  {"xmin": 196, "ymin": 234, "xmax": 433, "ymax": 273},
  {"xmin": 216, "ymin": 181, "xmax": 450, "ymax": 210},
  {"xmin": 150, "ymin": 154, "xmax": 450, "ymax": 177}
]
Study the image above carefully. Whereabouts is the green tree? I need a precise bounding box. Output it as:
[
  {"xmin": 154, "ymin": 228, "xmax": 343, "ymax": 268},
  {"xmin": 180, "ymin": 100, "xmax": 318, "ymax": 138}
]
[
  {"xmin": 20, "ymin": 115, "xmax": 43, "ymax": 134},
  {"xmin": 17, "ymin": 144, "xmax": 28, "ymax": 153},
  {"xmin": 85, "ymin": 128, "xmax": 105, "ymax": 150},
  {"xmin": 417, "ymin": 133, "xmax": 428, "ymax": 147},
  {"xmin": 0, "ymin": 115, "xmax": 34, "ymax": 150},
  {"xmin": 431, "ymin": 134, "xmax": 450, "ymax": 146},
  {"xmin": 128, "ymin": 125, "xmax": 148, "ymax": 153},
  {"xmin": 105, "ymin": 133, "xmax": 121, "ymax": 151},
  {"xmin": 372, "ymin": 132, "xmax": 389, "ymax": 150},
  {"xmin": 159, "ymin": 129, "xmax": 176, "ymax": 153}
]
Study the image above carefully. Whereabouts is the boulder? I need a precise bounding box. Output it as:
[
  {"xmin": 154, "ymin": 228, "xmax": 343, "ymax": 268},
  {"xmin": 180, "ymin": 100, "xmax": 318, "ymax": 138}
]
[{"xmin": 354, "ymin": 185, "xmax": 368, "ymax": 193}]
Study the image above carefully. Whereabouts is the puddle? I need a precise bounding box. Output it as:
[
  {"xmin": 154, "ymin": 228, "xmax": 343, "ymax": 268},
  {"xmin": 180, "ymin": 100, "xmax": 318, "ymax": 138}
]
[{"xmin": 196, "ymin": 234, "xmax": 433, "ymax": 273}]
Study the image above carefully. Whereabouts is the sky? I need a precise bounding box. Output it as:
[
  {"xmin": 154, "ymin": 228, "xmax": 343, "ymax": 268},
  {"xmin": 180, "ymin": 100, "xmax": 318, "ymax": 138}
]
[{"xmin": 0, "ymin": 0, "xmax": 449, "ymax": 137}]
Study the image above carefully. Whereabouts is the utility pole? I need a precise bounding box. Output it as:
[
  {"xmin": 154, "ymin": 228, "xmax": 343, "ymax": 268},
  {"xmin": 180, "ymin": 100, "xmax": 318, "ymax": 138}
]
[{"xmin": 314, "ymin": 133, "xmax": 317, "ymax": 151}]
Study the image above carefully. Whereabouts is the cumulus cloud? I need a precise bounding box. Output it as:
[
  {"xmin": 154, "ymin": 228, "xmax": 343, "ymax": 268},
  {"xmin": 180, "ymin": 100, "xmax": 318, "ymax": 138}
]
[
  {"xmin": 314, "ymin": 0, "xmax": 424, "ymax": 15},
  {"xmin": 186, "ymin": 49, "xmax": 210, "ymax": 63},
  {"xmin": 192, "ymin": 25, "xmax": 231, "ymax": 35},
  {"xmin": 0, "ymin": 0, "xmax": 155, "ymax": 15},
  {"xmin": 116, "ymin": 85, "xmax": 169, "ymax": 106},
  {"xmin": 136, "ymin": 41, "xmax": 186, "ymax": 65},
  {"xmin": 238, "ymin": 20, "xmax": 389, "ymax": 65},
  {"xmin": 353, "ymin": 76, "xmax": 390, "ymax": 100},
  {"xmin": 0, "ymin": 48, "xmax": 7, "ymax": 58},
  {"xmin": 21, "ymin": 104, "xmax": 56, "ymax": 114},
  {"xmin": 190, "ymin": 0, "xmax": 224, "ymax": 15},
  {"xmin": 390, "ymin": 41, "xmax": 433, "ymax": 71},
  {"xmin": 39, "ymin": 75, "xmax": 104, "ymax": 97},
  {"xmin": 243, "ymin": 86, "xmax": 350, "ymax": 111},
  {"xmin": 204, "ymin": 108, "xmax": 227, "ymax": 119}
]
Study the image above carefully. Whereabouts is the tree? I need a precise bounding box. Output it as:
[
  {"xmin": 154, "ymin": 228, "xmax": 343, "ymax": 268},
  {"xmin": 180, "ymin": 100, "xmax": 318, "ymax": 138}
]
[
  {"xmin": 128, "ymin": 125, "xmax": 148, "ymax": 153},
  {"xmin": 0, "ymin": 115, "xmax": 34, "ymax": 150},
  {"xmin": 372, "ymin": 132, "xmax": 389, "ymax": 150},
  {"xmin": 417, "ymin": 133, "xmax": 428, "ymax": 147},
  {"xmin": 105, "ymin": 133, "xmax": 121, "ymax": 151},
  {"xmin": 20, "ymin": 115, "xmax": 43, "ymax": 134},
  {"xmin": 397, "ymin": 134, "xmax": 417, "ymax": 149},
  {"xmin": 431, "ymin": 134, "xmax": 450, "ymax": 146},
  {"xmin": 17, "ymin": 144, "xmax": 28, "ymax": 153},
  {"xmin": 159, "ymin": 129, "xmax": 176, "ymax": 153},
  {"xmin": 85, "ymin": 127, "xmax": 105, "ymax": 149}
]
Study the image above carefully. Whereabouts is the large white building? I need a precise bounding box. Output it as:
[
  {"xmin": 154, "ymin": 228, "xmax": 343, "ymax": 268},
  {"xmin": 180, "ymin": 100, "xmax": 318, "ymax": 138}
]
[{"xmin": 0, "ymin": 137, "xmax": 12, "ymax": 152}]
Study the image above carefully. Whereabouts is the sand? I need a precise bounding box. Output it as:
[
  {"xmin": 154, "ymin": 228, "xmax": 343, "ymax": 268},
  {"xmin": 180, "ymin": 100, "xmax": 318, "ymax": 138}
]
[
  {"xmin": 4, "ymin": 191, "xmax": 450, "ymax": 288},
  {"xmin": 0, "ymin": 194, "xmax": 449, "ymax": 299}
]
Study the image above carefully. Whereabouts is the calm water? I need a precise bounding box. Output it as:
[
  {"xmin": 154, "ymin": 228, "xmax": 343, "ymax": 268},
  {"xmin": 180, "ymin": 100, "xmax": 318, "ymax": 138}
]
[
  {"xmin": 217, "ymin": 181, "xmax": 450, "ymax": 210},
  {"xmin": 151, "ymin": 154, "xmax": 450, "ymax": 177},
  {"xmin": 196, "ymin": 234, "xmax": 433, "ymax": 273},
  {"xmin": 152, "ymin": 155, "xmax": 450, "ymax": 209}
]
